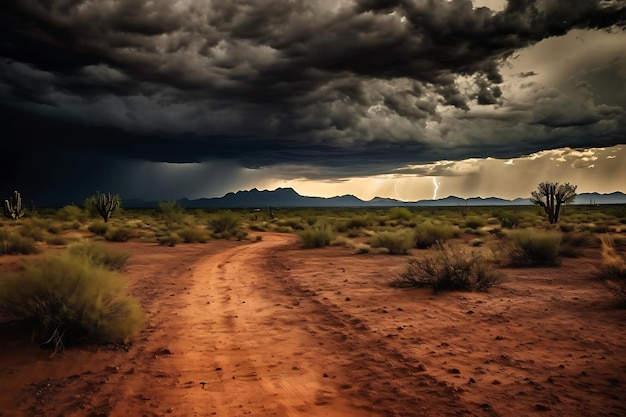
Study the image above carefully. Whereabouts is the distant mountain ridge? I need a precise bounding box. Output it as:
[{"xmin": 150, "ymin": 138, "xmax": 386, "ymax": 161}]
[{"xmin": 123, "ymin": 188, "xmax": 626, "ymax": 208}]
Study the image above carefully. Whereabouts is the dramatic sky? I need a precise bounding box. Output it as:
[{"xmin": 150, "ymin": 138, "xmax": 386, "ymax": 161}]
[{"xmin": 1, "ymin": 0, "xmax": 625, "ymax": 205}]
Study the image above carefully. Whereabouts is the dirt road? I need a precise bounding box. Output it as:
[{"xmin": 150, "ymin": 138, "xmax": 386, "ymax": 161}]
[
  {"xmin": 4, "ymin": 233, "xmax": 625, "ymax": 417},
  {"xmin": 108, "ymin": 233, "xmax": 468, "ymax": 417}
]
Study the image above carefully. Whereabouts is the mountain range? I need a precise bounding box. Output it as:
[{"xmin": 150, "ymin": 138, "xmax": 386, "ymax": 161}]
[{"xmin": 123, "ymin": 188, "xmax": 626, "ymax": 208}]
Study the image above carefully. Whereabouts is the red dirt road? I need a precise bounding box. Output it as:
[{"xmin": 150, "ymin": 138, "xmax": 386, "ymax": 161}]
[{"xmin": 1, "ymin": 233, "xmax": 625, "ymax": 416}]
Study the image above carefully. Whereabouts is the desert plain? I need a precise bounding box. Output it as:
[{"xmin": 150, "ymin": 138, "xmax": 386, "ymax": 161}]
[{"xmin": 1, "ymin": 206, "xmax": 625, "ymax": 417}]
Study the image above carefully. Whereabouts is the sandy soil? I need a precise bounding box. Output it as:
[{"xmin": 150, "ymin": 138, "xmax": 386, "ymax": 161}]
[{"xmin": 1, "ymin": 233, "xmax": 625, "ymax": 417}]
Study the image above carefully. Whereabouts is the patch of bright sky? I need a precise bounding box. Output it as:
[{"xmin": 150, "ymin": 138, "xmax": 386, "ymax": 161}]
[{"xmin": 268, "ymin": 145, "xmax": 626, "ymax": 201}]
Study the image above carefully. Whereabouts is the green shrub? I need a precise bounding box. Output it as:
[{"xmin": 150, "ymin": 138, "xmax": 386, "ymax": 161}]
[
  {"xmin": 55, "ymin": 205, "xmax": 85, "ymax": 222},
  {"xmin": 277, "ymin": 218, "xmax": 307, "ymax": 230},
  {"xmin": 345, "ymin": 216, "xmax": 370, "ymax": 229},
  {"xmin": 18, "ymin": 222, "xmax": 46, "ymax": 242},
  {"xmin": 0, "ymin": 251, "xmax": 143, "ymax": 345},
  {"xmin": 388, "ymin": 207, "xmax": 413, "ymax": 221},
  {"xmin": 178, "ymin": 227, "xmax": 210, "ymax": 243},
  {"xmin": 414, "ymin": 223, "xmax": 458, "ymax": 249},
  {"xmin": 298, "ymin": 224, "xmax": 335, "ymax": 248},
  {"xmin": 559, "ymin": 232, "xmax": 600, "ymax": 257},
  {"xmin": 597, "ymin": 238, "xmax": 626, "ymax": 305},
  {"xmin": 88, "ymin": 221, "xmax": 109, "ymax": 236},
  {"xmin": 370, "ymin": 229, "xmax": 414, "ymax": 255},
  {"xmin": 158, "ymin": 234, "xmax": 181, "ymax": 247},
  {"xmin": 354, "ymin": 243, "xmax": 371, "ymax": 254},
  {"xmin": 0, "ymin": 230, "xmax": 39, "ymax": 255},
  {"xmin": 507, "ymin": 229, "xmax": 561, "ymax": 266},
  {"xmin": 158, "ymin": 200, "xmax": 186, "ymax": 228},
  {"xmin": 104, "ymin": 227, "xmax": 133, "ymax": 242},
  {"xmin": 397, "ymin": 243, "xmax": 503, "ymax": 292},
  {"xmin": 209, "ymin": 211, "xmax": 241, "ymax": 237},
  {"xmin": 67, "ymin": 241, "xmax": 130, "ymax": 271},
  {"xmin": 464, "ymin": 216, "xmax": 486, "ymax": 229},
  {"xmin": 46, "ymin": 235, "xmax": 69, "ymax": 246}
]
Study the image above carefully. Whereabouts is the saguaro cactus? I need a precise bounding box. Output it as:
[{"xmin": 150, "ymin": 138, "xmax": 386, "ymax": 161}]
[
  {"xmin": 3, "ymin": 191, "xmax": 25, "ymax": 219},
  {"xmin": 93, "ymin": 191, "xmax": 120, "ymax": 223}
]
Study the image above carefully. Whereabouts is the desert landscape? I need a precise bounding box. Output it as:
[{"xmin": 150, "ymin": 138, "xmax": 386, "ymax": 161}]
[{"xmin": 1, "ymin": 204, "xmax": 625, "ymax": 417}]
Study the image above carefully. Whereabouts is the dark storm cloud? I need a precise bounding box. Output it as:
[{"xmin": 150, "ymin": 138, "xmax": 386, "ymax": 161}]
[{"xmin": 0, "ymin": 0, "xmax": 625, "ymax": 184}]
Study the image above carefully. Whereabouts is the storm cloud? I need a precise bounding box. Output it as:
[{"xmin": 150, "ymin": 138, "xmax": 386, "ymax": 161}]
[{"xmin": 0, "ymin": 0, "xmax": 625, "ymax": 202}]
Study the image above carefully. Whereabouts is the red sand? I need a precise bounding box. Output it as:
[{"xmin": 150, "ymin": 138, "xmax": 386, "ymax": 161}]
[{"xmin": 1, "ymin": 233, "xmax": 625, "ymax": 416}]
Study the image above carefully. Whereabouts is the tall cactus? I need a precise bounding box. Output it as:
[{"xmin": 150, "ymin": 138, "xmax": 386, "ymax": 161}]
[
  {"xmin": 3, "ymin": 191, "xmax": 25, "ymax": 219},
  {"xmin": 93, "ymin": 191, "xmax": 120, "ymax": 223}
]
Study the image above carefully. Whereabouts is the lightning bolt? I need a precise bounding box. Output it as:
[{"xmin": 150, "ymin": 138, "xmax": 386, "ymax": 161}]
[
  {"xmin": 393, "ymin": 179, "xmax": 400, "ymax": 199},
  {"xmin": 432, "ymin": 177, "xmax": 439, "ymax": 200}
]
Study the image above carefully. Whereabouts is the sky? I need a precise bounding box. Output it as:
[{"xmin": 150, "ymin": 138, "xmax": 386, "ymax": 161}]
[{"xmin": 1, "ymin": 0, "xmax": 625, "ymax": 205}]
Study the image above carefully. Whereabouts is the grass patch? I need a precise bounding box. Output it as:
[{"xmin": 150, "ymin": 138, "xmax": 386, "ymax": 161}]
[
  {"xmin": 388, "ymin": 207, "xmax": 413, "ymax": 221},
  {"xmin": 158, "ymin": 233, "xmax": 182, "ymax": 247},
  {"xmin": 354, "ymin": 243, "xmax": 371, "ymax": 254},
  {"xmin": 464, "ymin": 216, "xmax": 486, "ymax": 229},
  {"xmin": 0, "ymin": 251, "xmax": 143, "ymax": 346},
  {"xmin": 396, "ymin": 243, "xmax": 503, "ymax": 292},
  {"xmin": 178, "ymin": 227, "xmax": 210, "ymax": 243},
  {"xmin": 88, "ymin": 221, "xmax": 109, "ymax": 236},
  {"xmin": 298, "ymin": 224, "xmax": 335, "ymax": 248},
  {"xmin": 597, "ymin": 238, "xmax": 626, "ymax": 306},
  {"xmin": 507, "ymin": 229, "xmax": 561, "ymax": 266},
  {"xmin": 370, "ymin": 229, "xmax": 414, "ymax": 255},
  {"xmin": 67, "ymin": 241, "xmax": 130, "ymax": 271},
  {"xmin": 0, "ymin": 230, "xmax": 39, "ymax": 255},
  {"xmin": 104, "ymin": 227, "xmax": 134, "ymax": 242},
  {"xmin": 413, "ymin": 222, "xmax": 458, "ymax": 249},
  {"xmin": 209, "ymin": 211, "xmax": 241, "ymax": 238},
  {"xmin": 18, "ymin": 222, "xmax": 46, "ymax": 242},
  {"xmin": 46, "ymin": 235, "xmax": 69, "ymax": 246}
]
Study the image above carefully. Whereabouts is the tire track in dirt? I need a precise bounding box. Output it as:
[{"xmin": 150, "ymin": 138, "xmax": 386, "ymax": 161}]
[{"xmin": 130, "ymin": 232, "xmax": 477, "ymax": 417}]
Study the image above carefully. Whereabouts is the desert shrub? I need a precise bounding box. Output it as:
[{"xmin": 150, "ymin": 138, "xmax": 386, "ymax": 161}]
[
  {"xmin": 277, "ymin": 218, "xmax": 307, "ymax": 230},
  {"xmin": 158, "ymin": 234, "xmax": 181, "ymax": 247},
  {"xmin": 559, "ymin": 232, "xmax": 600, "ymax": 257},
  {"xmin": 46, "ymin": 235, "xmax": 69, "ymax": 246},
  {"xmin": 249, "ymin": 223, "xmax": 267, "ymax": 232},
  {"xmin": 0, "ymin": 230, "xmax": 39, "ymax": 255},
  {"xmin": 158, "ymin": 200, "xmax": 186, "ymax": 228},
  {"xmin": 18, "ymin": 222, "xmax": 46, "ymax": 242},
  {"xmin": 597, "ymin": 238, "xmax": 626, "ymax": 305},
  {"xmin": 388, "ymin": 207, "xmax": 413, "ymax": 221},
  {"xmin": 496, "ymin": 211, "xmax": 522, "ymax": 229},
  {"xmin": 55, "ymin": 205, "xmax": 85, "ymax": 222},
  {"xmin": 507, "ymin": 229, "xmax": 561, "ymax": 266},
  {"xmin": 299, "ymin": 224, "xmax": 335, "ymax": 248},
  {"xmin": 234, "ymin": 229, "xmax": 248, "ymax": 241},
  {"xmin": 370, "ymin": 229, "xmax": 414, "ymax": 255},
  {"xmin": 178, "ymin": 227, "xmax": 210, "ymax": 243},
  {"xmin": 559, "ymin": 223, "xmax": 576, "ymax": 233},
  {"xmin": 88, "ymin": 221, "xmax": 109, "ymax": 236},
  {"xmin": 470, "ymin": 238, "xmax": 484, "ymax": 247},
  {"xmin": 104, "ymin": 227, "xmax": 133, "ymax": 242},
  {"xmin": 345, "ymin": 216, "xmax": 370, "ymax": 229},
  {"xmin": 464, "ymin": 216, "xmax": 486, "ymax": 229},
  {"xmin": 396, "ymin": 243, "xmax": 503, "ymax": 292},
  {"xmin": 67, "ymin": 241, "xmax": 130, "ymax": 271},
  {"xmin": 331, "ymin": 235, "xmax": 351, "ymax": 247},
  {"xmin": 414, "ymin": 222, "xmax": 458, "ymax": 249},
  {"xmin": 0, "ymin": 251, "xmax": 143, "ymax": 345},
  {"xmin": 209, "ymin": 211, "xmax": 241, "ymax": 237},
  {"xmin": 354, "ymin": 243, "xmax": 371, "ymax": 254}
]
